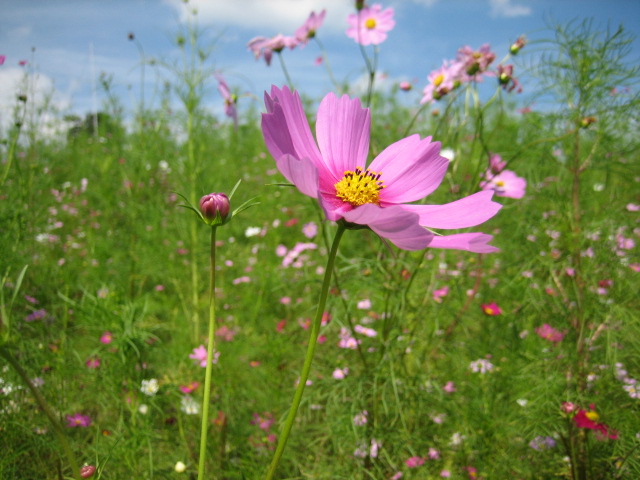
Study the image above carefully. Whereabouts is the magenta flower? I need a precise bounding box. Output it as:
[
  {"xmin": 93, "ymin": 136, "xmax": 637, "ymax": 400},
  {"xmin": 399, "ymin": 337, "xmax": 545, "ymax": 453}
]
[
  {"xmin": 215, "ymin": 73, "xmax": 238, "ymax": 129},
  {"xmin": 346, "ymin": 4, "xmax": 395, "ymax": 46},
  {"xmin": 295, "ymin": 10, "xmax": 326, "ymax": 45},
  {"xmin": 481, "ymin": 302, "xmax": 501, "ymax": 316},
  {"xmin": 0, "ymin": 55, "xmax": 5, "ymax": 66},
  {"xmin": 262, "ymin": 86, "xmax": 501, "ymax": 252},
  {"xmin": 496, "ymin": 64, "xmax": 522, "ymax": 93},
  {"xmin": 66, "ymin": 413, "xmax": 92, "ymax": 428},
  {"xmin": 480, "ymin": 169, "xmax": 526, "ymax": 199},
  {"xmin": 535, "ymin": 323, "xmax": 565, "ymax": 344},
  {"xmin": 405, "ymin": 456, "xmax": 425, "ymax": 468},
  {"xmin": 99, "ymin": 331, "xmax": 113, "ymax": 344}
]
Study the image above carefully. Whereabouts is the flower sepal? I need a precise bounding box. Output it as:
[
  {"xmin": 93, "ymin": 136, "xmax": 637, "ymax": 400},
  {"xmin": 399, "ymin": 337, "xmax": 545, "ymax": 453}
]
[{"xmin": 177, "ymin": 180, "xmax": 259, "ymax": 227}]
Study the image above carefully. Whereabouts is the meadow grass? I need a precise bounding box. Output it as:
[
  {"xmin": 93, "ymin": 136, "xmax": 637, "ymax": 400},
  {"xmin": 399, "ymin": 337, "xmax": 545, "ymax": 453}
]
[{"xmin": 1, "ymin": 13, "xmax": 639, "ymax": 480}]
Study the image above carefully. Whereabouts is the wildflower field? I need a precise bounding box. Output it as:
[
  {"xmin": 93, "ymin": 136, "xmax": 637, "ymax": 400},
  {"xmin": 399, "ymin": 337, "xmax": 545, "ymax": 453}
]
[{"xmin": 1, "ymin": 3, "xmax": 639, "ymax": 480}]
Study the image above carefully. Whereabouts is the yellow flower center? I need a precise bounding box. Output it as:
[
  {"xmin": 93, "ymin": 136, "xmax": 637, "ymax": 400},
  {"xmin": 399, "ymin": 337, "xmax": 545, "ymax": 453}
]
[
  {"xmin": 586, "ymin": 410, "xmax": 599, "ymax": 422},
  {"xmin": 364, "ymin": 18, "xmax": 377, "ymax": 29},
  {"xmin": 434, "ymin": 74, "xmax": 444, "ymax": 87},
  {"xmin": 495, "ymin": 180, "xmax": 505, "ymax": 187},
  {"xmin": 334, "ymin": 167, "xmax": 384, "ymax": 207}
]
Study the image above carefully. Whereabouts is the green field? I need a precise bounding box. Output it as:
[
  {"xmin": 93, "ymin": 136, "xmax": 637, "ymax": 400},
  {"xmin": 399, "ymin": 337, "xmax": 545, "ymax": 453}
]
[{"xmin": 1, "ymin": 14, "xmax": 639, "ymax": 480}]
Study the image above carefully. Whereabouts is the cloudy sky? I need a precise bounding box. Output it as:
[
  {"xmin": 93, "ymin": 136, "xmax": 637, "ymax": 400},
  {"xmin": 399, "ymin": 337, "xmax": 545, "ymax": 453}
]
[{"xmin": 1, "ymin": 0, "xmax": 639, "ymax": 125}]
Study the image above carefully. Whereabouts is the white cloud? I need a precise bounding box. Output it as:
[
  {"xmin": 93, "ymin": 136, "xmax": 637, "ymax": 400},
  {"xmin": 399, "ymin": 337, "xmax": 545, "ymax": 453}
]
[
  {"xmin": 0, "ymin": 67, "xmax": 72, "ymax": 137},
  {"xmin": 164, "ymin": 0, "xmax": 352, "ymax": 33},
  {"xmin": 489, "ymin": 0, "xmax": 532, "ymax": 18}
]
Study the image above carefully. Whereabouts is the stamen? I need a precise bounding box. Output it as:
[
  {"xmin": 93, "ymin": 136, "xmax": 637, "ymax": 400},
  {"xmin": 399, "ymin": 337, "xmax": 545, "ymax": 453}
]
[{"xmin": 334, "ymin": 167, "xmax": 385, "ymax": 207}]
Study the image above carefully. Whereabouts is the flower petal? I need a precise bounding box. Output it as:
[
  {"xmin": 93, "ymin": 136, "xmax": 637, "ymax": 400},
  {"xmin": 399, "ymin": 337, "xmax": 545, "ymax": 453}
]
[
  {"xmin": 402, "ymin": 191, "xmax": 502, "ymax": 229},
  {"xmin": 370, "ymin": 135, "xmax": 449, "ymax": 204},
  {"xmin": 343, "ymin": 204, "xmax": 433, "ymax": 251},
  {"xmin": 262, "ymin": 86, "xmax": 323, "ymax": 168},
  {"xmin": 276, "ymin": 154, "xmax": 319, "ymax": 199},
  {"xmin": 427, "ymin": 233, "xmax": 499, "ymax": 253},
  {"xmin": 316, "ymin": 92, "xmax": 370, "ymax": 177}
]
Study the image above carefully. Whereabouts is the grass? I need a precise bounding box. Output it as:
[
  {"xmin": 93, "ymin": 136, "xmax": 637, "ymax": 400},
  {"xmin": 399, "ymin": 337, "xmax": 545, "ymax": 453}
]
[{"xmin": 1, "ymin": 14, "xmax": 639, "ymax": 480}]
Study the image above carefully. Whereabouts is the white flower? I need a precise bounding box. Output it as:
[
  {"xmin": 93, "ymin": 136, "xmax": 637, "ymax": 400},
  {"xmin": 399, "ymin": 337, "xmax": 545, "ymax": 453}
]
[
  {"xmin": 140, "ymin": 379, "xmax": 159, "ymax": 396},
  {"xmin": 517, "ymin": 399, "xmax": 528, "ymax": 407},
  {"xmin": 244, "ymin": 226, "xmax": 262, "ymax": 237},
  {"xmin": 174, "ymin": 461, "xmax": 186, "ymax": 473},
  {"xmin": 180, "ymin": 395, "xmax": 200, "ymax": 415},
  {"xmin": 138, "ymin": 404, "xmax": 149, "ymax": 414},
  {"xmin": 440, "ymin": 148, "xmax": 456, "ymax": 161}
]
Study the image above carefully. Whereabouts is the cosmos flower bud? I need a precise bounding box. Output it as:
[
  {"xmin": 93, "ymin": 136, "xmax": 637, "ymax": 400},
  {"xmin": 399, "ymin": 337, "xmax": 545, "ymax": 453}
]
[
  {"xmin": 355, "ymin": 0, "xmax": 365, "ymax": 10},
  {"xmin": 80, "ymin": 465, "xmax": 96, "ymax": 478},
  {"xmin": 509, "ymin": 35, "xmax": 527, "ymax": 55},
  {"xmin": 199, "ymin": 193, "xmax": 230, "ymax": 226}
]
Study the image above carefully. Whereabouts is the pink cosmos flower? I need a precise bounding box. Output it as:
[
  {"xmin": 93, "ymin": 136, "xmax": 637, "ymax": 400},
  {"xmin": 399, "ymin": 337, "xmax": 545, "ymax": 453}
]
[
  {"xmin": 399, "ymin": 81, "xmax": 412, "ymax": 91},
  {"xmin": 405, "ymin": 456, "xmax": 425, "ymax": 468},
  {"xmin": 488, "ymin": 153, "xmax": 506, "ymax": 174},
  {"xmin": 262, "ymin": 86, "xmax": 501, "ymax": 251},
  {"xmin": 189, "ymin": 345, "xmax": 220, "ymax": 367},
  {"xmin": 535, "ymin": 323, "xmax": 565, "ymax": 344},
  {"xmin": 295, "ymin": 10, "xmax": 326, "ymax": 45},
  {"xmin": 179, "ymin": 381, "xmax": 199, "ymax": 394},
  {"xmin": 66, "ymin": 413, "xmax": 92, "ymax": 428},
  {"xmin": 481, "ymin": 302, "xmax": 501, "ymax": 316},
  {"xmin": 302, "ymin": 221, "xmax": 318, "ymax": 239},
  {"xmin": 420, "ymin": 60, "xmax": 462, "ymax": 104},
  {"xmin": 432, "ymin": 286, "xmax": 449, "ymax": 302},
  {"xmin": 480, "ymin": 169, "xmax": 526, "ymax": 199},
  {"xmin": 0, "ymin": 55, "xmax": 5, "ymax": 66},
  {"xmin": 85, "ymin": 357, "xmax": 101, "ymax": 369},
  {"xmin": 215, "ymin": 73, "xmax": 238, "ymax": 130},
  {"xmin": 456, "ymin": 44, "xmax": 496, "ymax": 79},
  {"xmin": 100, "ymin": 331, "xmax": 113, "ymax": 344},
  {"xmin": 346, "ymin": 4, "xmax": 395, "ymax": 46},
  {"xmin": 248, "ymin": 34, "xmax": 298, "ymax": 66}
]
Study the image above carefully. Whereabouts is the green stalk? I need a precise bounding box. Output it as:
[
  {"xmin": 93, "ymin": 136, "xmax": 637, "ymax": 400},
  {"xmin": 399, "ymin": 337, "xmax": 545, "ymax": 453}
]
[
  {"xmin": 0, "ymin": 346, "xmax": 82, "ymax": 480},
  {"xmin": 197, "ymin": 226, "xmax": 218, "ymax": 480},
  {"xmin": 265, "ymin": 223, "xmax": 346, "ymax": 480},
  {"xmin": 277, "ymin": 52, "xmax": 295, "ymax": 91}
]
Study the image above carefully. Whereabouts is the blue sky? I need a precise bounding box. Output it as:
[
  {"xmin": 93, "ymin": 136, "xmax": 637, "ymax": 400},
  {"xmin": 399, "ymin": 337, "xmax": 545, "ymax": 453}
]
[{"xmin": 1, "ymin": 0, "xmax": 639, "ymax": 128}]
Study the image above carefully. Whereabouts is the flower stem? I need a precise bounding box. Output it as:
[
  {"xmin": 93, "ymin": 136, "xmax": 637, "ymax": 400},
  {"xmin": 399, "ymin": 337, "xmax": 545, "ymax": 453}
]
[
  {"xmin": 277, "ymin": 52, "xmax": 295, "ymax": 91},
  {"xmin": 265, "ymin": 223, "xmax": 346, "ymax": 480},
  {"xmin": 197, "ymin": 226, "xmax": 218, "ymax": 480},
  {"xmin": 0, "ymin": 346, "xmax": 82, "ymax": 480}
]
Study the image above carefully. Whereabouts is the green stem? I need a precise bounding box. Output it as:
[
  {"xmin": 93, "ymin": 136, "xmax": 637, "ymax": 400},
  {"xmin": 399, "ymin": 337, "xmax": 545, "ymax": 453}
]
[
  {"xmin": 265, "ymin": 224, "xmax": 346, "ymax": 480},
  {"xmin": 313, "ymin": 37, "xmax": 340, "ymax": 92},
  {"xmin": 197, "ymin": 226, "xmax": 218, "ymax": 480},
  {"xmin": 0, "ymin": 346, "xmax": 82, "ymax": 480},
  {"xmin": 277, "ymin": 52, "xmax": 295, "ymax": 91}
]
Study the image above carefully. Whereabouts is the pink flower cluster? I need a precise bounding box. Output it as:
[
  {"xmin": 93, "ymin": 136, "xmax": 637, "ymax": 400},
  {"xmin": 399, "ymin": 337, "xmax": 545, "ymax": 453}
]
[
  {"xmin": 421, "ymin": 42, "xmax": 524, "ymax": 104},
  {"xmin": 248, "ymin": 10, "xmax": 326, "ymax": 65}
]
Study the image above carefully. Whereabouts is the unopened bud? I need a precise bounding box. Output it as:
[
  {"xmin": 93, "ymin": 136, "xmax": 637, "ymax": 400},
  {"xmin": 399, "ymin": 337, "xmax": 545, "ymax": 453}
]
[
  {"xmin": 398, "ymin": 81, "xmax": 412, "ymax": 91},
  {"xmin": 355, "ymin": 0, "xmax": 365, "ymax": 10},
  {"xmin": 509, "ymin": 35, "xmax": 527, "ymax": 55},
  {"xmin": 580, "ymin": 116, "xmax": 596, "ymax": 128},
  {"xmin": 199, "ymin": 193, "xmax": 230, "ymax": 226},
  {"xmin": 80, "ymin": 465, "xmax": 96, "ymax": 478}
]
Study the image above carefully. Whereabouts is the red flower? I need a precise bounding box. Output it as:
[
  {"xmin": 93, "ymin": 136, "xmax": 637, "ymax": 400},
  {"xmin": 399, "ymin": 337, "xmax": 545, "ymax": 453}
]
[{"xmin": 573, "ymin": 407, "xmax": 618, "ymax": 440}]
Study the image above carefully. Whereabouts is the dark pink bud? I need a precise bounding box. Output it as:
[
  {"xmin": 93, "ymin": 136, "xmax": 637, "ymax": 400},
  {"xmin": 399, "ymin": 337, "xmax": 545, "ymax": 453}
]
[
  {"xmin": 80, "ymin": 465, "xmax": 96, "ymax": 478},
  {"xmin": 199, "ymin": 193, "xmax": 230, "ymax": 225}
]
